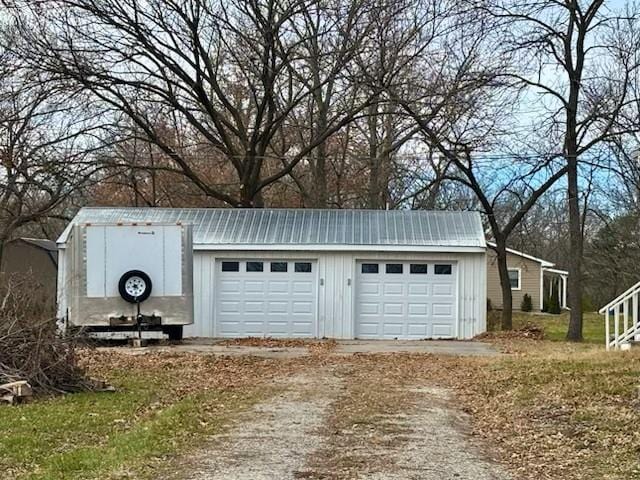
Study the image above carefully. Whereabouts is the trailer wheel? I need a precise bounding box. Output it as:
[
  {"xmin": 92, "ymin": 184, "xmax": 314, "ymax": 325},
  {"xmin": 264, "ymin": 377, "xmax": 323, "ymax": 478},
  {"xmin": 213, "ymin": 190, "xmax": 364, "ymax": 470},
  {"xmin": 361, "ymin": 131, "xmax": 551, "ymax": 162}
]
[
  {"xmin": 118, "ymin": 270, "xmax": 152, "ymax": 303},
  {"xmin": 164, "ymin": 325, "xmax": 183, "ymax": 341}
]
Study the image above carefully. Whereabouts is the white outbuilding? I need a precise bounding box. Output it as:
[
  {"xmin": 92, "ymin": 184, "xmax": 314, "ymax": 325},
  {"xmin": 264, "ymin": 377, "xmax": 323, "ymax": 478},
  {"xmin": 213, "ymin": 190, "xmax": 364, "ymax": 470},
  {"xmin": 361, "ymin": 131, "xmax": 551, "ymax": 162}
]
[{"xmin": 57, "ymin": 208, "xmax": 487, "ymax": 340}]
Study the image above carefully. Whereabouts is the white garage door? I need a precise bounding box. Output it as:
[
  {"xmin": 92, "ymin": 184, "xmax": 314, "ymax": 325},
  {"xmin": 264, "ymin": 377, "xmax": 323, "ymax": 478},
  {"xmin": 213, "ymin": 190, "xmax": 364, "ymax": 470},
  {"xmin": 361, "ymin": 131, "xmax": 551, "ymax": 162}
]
[
  {"xmin": 355, "ymin": 261, "xmax": 457, "ymax": 339},
  {"xmin": 215, "ymin": 259, "xmax": 317, "ymax": 338}
]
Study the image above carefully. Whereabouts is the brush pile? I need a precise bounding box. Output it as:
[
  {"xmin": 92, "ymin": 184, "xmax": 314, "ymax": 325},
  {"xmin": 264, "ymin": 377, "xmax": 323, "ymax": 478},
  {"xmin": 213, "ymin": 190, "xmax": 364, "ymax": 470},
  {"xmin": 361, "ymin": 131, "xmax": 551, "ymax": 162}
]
[{"xmin": 0, "ymin": 276, "xmax": 96, "ymax": 398}]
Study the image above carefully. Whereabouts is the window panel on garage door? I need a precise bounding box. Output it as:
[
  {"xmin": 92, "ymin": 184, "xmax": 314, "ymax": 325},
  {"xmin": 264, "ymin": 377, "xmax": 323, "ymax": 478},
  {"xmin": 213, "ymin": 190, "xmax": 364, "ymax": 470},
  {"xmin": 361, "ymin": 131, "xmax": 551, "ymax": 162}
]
[
  {"xmin": 215, "ymin": 260, "xmax": 316, "ymax": 338},
  {"xmin": 355, "ymin": 261, "xmax": 456, "ymax": 339}
]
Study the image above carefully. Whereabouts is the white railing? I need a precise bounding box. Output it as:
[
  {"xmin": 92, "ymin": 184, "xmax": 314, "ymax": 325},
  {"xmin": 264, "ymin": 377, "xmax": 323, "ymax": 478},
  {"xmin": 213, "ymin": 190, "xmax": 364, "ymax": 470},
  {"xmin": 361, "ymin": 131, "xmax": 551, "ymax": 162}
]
[{"xmin": 599, "ymin": 281, "xmax": 640, "ymax": 351}]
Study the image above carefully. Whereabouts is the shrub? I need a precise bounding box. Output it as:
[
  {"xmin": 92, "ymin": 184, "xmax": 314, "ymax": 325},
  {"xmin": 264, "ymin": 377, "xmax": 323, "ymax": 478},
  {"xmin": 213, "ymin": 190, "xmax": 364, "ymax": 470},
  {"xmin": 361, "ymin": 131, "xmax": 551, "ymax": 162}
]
[
  {"xmin": 547, "ymin": 291, "xmax": 561, "ymax": 315},
  {"xmin": 487, "ymin": 298, "xmax": 493, "ymax": 312},
  {"xmin": 521, "ymin": 293, "xmax": 533, "ymax": 312},
  {"xmin": 486, "ymin": 309, "xmax": 501, "ymax": 331}
]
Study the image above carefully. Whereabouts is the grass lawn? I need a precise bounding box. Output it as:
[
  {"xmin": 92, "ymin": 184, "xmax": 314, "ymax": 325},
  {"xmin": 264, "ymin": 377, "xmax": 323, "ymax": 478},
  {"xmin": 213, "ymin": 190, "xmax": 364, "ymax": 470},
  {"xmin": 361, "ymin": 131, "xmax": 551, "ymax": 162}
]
[
  {"xmin": 447, "ymin": 344, "xmax": 640, "ymax": 480},
  {"xmin": 456, "ymin": 311, "xmax": 640, "ymax": 479},
  {"xmin": 0, "ymin": 352, "xmax": 294, "ymax": 480},
  {"xmin": 488, "ymin": 310, "xmax": 605, "ymax": 343}
]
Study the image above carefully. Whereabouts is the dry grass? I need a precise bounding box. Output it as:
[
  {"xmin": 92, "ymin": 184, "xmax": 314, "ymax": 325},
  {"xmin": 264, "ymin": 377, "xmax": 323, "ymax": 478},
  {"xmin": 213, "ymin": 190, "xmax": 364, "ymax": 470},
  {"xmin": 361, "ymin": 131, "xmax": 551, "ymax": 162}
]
[
  {"xmin": 434, "ymin": 344, "xmax": 640, "ymax": 480},
  {"xmin": 487, "ymin": 310, "xmax": 605, "ymax": 344},
  {"xmin": 304, "ymin": 339, "xmax": 640, "ymax": 480},
  {"xmin": 0, "ymin": 350, "xmax": 311, "ymax": 479},
  {"xmin": 3, "ymin": 313, "xmax": 637, "ymax": 480}
]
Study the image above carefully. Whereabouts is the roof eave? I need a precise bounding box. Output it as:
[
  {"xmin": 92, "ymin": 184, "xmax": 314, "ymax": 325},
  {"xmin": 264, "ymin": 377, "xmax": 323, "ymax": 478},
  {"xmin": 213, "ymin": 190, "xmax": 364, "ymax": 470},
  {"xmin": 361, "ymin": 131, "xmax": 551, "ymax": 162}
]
[
  {"xmin": 192, "ymin": 244, "xmax": 486, "ymax": 253},
  {"xmin": 542, "ymin": 267, "xmax": 569, "ymax": 276},
  {"xmin": 486, "ymin": 241, "xmax": 555, "ymax": 267}
]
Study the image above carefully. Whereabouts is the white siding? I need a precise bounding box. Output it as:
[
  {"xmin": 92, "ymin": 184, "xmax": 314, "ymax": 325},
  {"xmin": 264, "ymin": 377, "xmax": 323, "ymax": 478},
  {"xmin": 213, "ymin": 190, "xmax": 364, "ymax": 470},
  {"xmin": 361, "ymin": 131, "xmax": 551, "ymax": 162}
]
[
  {"xmin": 457, "ymin": 252, "xmax": 487, "ymax": 339},
  {"xmin": 186, "ymin": 253, "xmax": 214, "ymax": 337},
  {"xmin": 186, "ymin": 249, "xmax": 486, "ymax": 340}
]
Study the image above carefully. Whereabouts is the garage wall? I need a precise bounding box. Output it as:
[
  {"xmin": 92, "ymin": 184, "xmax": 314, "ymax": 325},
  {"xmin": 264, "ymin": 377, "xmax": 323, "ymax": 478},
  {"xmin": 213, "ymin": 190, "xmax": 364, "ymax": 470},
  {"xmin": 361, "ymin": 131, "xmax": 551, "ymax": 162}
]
[{"xmin": 186, "ymin": 249, "xmax": 486, "ymax": 339}]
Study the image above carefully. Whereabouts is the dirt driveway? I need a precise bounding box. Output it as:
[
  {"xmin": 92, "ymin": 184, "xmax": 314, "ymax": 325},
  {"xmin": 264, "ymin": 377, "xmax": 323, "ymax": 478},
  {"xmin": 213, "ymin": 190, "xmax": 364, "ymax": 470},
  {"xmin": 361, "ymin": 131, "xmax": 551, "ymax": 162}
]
[{"xmin": 168, "ymin": 352, "xmax": 511, "ymax": 480}]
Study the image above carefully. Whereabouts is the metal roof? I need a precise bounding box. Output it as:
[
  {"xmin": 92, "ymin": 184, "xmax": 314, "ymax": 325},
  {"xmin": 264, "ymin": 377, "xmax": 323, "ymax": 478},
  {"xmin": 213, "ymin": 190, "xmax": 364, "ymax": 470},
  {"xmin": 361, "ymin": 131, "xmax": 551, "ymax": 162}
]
[
  {"xmin": 58, "ymin": 208, "xmax": 486, "ymax": 249},
  {"xmin": 486, "ymin": 241, "xmax": 555, "ymax": 267},
  {"xmin": 14, "ymin": 237, "xmax": 58, "ymax": 252}
]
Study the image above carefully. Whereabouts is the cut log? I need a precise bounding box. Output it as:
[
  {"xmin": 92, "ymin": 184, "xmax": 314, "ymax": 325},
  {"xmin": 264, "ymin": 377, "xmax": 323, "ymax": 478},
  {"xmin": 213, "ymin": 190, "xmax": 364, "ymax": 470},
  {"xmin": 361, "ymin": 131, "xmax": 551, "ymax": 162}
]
[{"xmin": 89, "ymin": 378, "xmax": 116, "ymax": 392}]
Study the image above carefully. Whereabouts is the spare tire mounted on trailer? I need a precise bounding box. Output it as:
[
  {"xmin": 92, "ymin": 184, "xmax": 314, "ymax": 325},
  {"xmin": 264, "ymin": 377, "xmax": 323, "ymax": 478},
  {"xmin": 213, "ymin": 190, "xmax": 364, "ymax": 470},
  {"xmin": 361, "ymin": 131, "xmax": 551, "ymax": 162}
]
[{"xmin": 118, "ymin": 270, "xmax": 152, "ymax": 303}]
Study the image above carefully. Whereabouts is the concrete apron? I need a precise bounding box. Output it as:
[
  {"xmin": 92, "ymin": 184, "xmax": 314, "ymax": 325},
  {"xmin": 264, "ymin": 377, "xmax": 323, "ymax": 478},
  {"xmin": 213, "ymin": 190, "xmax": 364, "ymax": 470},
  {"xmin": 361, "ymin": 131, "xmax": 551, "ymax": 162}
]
[{"xmin": 95, "ymin": 339, "xmax": 500, "ymax": 358}]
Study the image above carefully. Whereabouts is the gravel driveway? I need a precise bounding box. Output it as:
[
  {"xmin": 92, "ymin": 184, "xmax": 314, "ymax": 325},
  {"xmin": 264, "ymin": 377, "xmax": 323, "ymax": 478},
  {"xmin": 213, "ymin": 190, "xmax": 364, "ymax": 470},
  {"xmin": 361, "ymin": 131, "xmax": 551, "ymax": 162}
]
[
  {"xmin": 178, "ymin": 369, "xmax": 342, "ymax": 480},
  {"xmin": 173, "ymin": 357, "xmax": 511, "ymax": 480}
]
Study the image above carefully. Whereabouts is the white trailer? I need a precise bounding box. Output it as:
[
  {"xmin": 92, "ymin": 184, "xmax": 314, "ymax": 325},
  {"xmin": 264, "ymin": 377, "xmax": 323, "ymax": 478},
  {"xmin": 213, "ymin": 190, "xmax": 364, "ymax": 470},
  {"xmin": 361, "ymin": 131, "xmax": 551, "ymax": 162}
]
[{"xmin": 57, "ymin": 222, "xmax": 193, "ymax": 340}]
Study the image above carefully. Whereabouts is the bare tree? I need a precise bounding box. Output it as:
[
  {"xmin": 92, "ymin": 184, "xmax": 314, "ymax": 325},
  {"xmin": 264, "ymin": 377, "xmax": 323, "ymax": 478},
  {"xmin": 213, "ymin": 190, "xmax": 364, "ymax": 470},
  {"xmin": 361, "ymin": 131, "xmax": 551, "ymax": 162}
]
[
  {"xmin": 486, "ymin": 0, "xmax": 640, "ymax": 340},
  {"xmin": 376, "ymin": 1, "xmax": 571, "ymax": 329},
  {"xmin": 10, "ymin": 0, "xmax": 382, "ymax": 207},
  {"xmin": 274, "ymin": 0, "xmax": 426, "ymax": 208},
  {"xmin": 278, "ymin": 0, "xmax": 375, "ymax": 207},
  {"xmin": 0, "ymin": 66, "xmax": 102, "ymax": 265},
  {"xmin": 420, "ymin": 148, "xmax": 566, "ymax": 330}
]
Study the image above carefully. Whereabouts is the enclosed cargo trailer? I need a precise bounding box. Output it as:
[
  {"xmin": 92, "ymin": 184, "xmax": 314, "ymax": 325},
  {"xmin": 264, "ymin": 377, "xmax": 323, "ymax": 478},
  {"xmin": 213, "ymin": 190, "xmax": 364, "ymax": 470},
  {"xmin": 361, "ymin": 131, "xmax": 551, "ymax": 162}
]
[{"xmin": 58, "ymin": 222, "xmax": 193, "ymax": 339}]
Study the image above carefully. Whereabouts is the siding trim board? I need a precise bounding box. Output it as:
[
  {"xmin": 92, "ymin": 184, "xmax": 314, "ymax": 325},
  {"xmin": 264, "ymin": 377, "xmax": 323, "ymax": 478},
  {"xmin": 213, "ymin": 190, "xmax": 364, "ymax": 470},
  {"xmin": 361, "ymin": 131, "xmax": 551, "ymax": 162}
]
[{"xmin": 539, "ymin": 267, "xmax": 544, "ymax": 310}]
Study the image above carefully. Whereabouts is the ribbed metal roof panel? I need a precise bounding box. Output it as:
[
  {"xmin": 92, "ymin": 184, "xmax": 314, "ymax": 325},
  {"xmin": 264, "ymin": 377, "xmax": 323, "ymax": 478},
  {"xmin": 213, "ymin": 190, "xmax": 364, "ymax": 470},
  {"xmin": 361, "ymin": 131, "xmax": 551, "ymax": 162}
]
[{"xmin": 58, "ymin": 208, "xmax": 486, "ymax": 248}]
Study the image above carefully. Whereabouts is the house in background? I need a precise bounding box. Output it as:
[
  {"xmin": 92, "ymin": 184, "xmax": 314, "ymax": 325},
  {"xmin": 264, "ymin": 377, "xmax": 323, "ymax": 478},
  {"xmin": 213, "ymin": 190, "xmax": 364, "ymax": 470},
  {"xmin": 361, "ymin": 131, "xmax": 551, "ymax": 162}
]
[
  {"xmin": 1, "ymin": 237, "xmax": 58, "ymax": 311},
  {"xmin": 486, "ymin": 242, "xmax": 568, "ymax": 312}
]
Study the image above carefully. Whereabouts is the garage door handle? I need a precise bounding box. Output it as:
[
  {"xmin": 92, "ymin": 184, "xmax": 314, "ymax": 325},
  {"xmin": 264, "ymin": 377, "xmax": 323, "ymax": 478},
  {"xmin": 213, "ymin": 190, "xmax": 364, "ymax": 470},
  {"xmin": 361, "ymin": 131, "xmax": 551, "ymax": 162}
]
[{"xmin": 347, "ymin": 278, "xmax": 351, "ymax": 286}]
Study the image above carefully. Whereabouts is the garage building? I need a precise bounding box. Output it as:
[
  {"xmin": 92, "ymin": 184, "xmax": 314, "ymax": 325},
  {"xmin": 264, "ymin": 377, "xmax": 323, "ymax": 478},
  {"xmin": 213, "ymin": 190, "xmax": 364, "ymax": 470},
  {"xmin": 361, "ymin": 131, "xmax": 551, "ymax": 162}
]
[{"xmin": 57, "ymin": 208, "xmax": 487, "ymax": 340}]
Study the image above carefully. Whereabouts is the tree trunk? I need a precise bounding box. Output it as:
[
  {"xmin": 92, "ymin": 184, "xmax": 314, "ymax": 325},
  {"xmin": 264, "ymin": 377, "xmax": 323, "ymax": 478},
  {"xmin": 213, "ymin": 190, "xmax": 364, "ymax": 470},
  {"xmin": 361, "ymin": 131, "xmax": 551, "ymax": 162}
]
[
  {"xmin": 239, "ymin": 182, "xmax": 264, "ymax": 207},
  {"xmin": 310, "ymin": 135, "xmax": 328, "ymax": 208},
  {"xmin": 423, "ymin": 178, "xmax": 442, "ymax": 209},
  {"xmin": 379, "ymin": 113, "xmax": 393, "ymax": 208},
  {"xmin": 566, "ymin": 155, "xmax": 584, "ymax": 341},
  {"xmin": 494, "ymin": 240, "xmax": 513, "ymax": 330},
  {"xmin": 149, "ymin": 147, "xmax": 157, "ymax": 207},
  {"xmin": 366, "ymin": 104, "xmax": 380, "ymax": 209},
  {"xmin": 0, "ymin": 239, "xmax": 5, "ymax": 274},
  {"xmin": 239, "ymin": 157, "xmax": 265, "ymax": 207},
  {"xmin": 130, "ymin": 169, "xmax": 140, "ymax": 207},
  {"xmin": 565, "ymin": 50, "xmax": 584, "ymax": 341},
  {"xmin": 367, "ymin": 157, "xmax": 382, "ymax": 208},
  {"xmin": 310, "ymin": 100, "xmax": 329, "ymax": 208}
]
